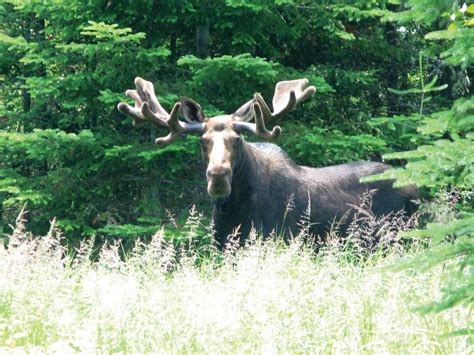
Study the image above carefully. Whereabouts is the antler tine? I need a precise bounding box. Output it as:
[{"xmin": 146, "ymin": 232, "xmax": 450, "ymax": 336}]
[
  {"xmin": 117, "ymin": 77, "xmax": 169, "ymax": 128},
  {"xmin": 254, "ymin": 78, "xmax": 316, "ymax": 122},
  {"xmin": 117, "ymin": 90, "xmax": 145, "ymax": 126},
  {"xmin": 135, "ymin": 77, "xmax": 164, "ymax": 115},
  {"xmin": 233, "ymin": 101, "xmax": 282, "ymax": 140},
  {"xmin": 153, "ymin": 103, "xmax": 181, "ymax": 145},
  {"xmin": 254, "ymin": 102, "xmax": 282, "ymax": 139},
  {"xmin": 152, "ymin": 103, "xmax": 205, "ymax": 145}
]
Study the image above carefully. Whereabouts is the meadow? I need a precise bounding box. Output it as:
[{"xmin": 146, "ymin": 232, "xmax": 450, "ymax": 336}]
[{"xmin": 0, "ymin": 215, "xmax": 471, "ymax": 354}]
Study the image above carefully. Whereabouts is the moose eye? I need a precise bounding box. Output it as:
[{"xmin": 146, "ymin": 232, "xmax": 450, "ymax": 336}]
[{"xmin": 200, "ymin": 138, "xmax": 211, "ymax": 152}]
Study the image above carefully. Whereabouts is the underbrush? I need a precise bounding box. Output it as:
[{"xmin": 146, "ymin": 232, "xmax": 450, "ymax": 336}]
[{"xmin": 0, "ymin": 210, "xmax": 471, "ymax": 353}]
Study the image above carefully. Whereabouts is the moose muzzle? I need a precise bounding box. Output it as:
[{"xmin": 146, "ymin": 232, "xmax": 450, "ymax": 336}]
[{"xmin": 206, "ymin": 164, "xmax": 232, "ymax": 198}]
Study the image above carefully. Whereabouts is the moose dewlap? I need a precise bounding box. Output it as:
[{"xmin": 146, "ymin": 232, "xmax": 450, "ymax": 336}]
[{"xmin": 118, "ymin": 77, "xmax": 417, "ymax": 247}]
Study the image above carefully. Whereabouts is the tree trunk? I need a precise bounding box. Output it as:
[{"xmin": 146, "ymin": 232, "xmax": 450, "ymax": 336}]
[
  {"xmin": 384, "ymin": 20, "xmax": 399, "ymax": 115},
  {"xmin": 170, "ymin": 31, "xmax": 177, "ymax": 60},
  {"xmin": 196, "ymin": 20, "xmax": 209, "ymax": 58},
  {"xmin": 22, "ymin": 88, "xmax": 31, "ymax": 114},
  {"xmin": 22, "ymin": 15, "xmax": 32, "ymax": 116}
]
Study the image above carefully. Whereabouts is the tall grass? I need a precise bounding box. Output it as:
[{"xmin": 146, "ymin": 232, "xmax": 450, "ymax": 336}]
[{"xmin": 0, "ymin": 213, "xmax": 471, "ymax": 354}]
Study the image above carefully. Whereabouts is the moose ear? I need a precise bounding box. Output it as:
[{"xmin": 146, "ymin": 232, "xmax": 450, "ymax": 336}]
[
  {"xmin": 233, "ymin": 99, "xmax": 255, "ymax": 122},
  {"xmin": 179, "ymin": 97, "xmax": 206, "ymax": 123}
]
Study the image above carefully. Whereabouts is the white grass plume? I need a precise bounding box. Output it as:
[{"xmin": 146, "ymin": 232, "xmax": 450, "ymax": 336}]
[{"xmin": 0, "ymin": 212, "xmax": 471, "ymax": 353}]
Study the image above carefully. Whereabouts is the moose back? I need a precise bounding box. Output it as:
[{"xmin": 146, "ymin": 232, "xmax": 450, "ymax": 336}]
[{"xmin": 118, "ymin": 78, "xmax": 417, "ymax": 247}]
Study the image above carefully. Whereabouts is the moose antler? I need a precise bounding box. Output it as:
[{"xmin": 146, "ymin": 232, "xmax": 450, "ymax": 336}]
[
  {"xmin": 154, "ymin": 102, "xmax": 204, "ymax": 145},
  {"xmin": 117, "ymin": 77, "xmax": 204, "ymax": 145},
  {"xmin": 234, "ymin": 102, "xmax": 282, "ymax": 139},
  {"xmin": 117, "ymin": 77, "xmax": 170, "ymax": 128},
  {"xmin": 233, "ymin": 78, "xmax": 315, "ymax": 140},
  {"xmin": 254, "ymin": 78, "xmax": 316, "ymax": 122}
]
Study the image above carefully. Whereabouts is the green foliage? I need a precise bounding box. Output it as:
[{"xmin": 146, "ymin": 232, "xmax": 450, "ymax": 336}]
[
  {"xmin": 0, "ymin": 128, "xmax": 204, "ymax": 242},
  {"xmin": 394, "ymin": 211, "xmax": 474, "ymax": 340},
  {"xmin": 178, "ymin": 54, "xmax": 280, "ymax": 112},
  {"xmin": 387, "ymin": 0, "xmax": 455, "ymax": 23},
  {"xmin": 388, "ymin": 59, "xmax": 448, "ymax": 114},
  {"xmin": 364, "ymin": 135, "xmax": 473, "ymax": 190},
  {"xmin": 426, "ymin": 28, "xmax": 474, "ymax": 69},
  {"xmin": 367, "ymin": 0, "xmax": 474, "ymax": 339},
  {"xmin": 281, "ymin": 125, "xmax": 388, "ymax": 166},
  {"xmin": 421, "ymin": 96, "xmax": 474, "ymax": 134},
  {"xmin": 178, "ymin": 53, "xmax": 333, "ymax": 113}
]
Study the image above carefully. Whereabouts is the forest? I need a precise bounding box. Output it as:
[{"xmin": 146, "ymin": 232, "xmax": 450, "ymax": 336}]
[{"xmin": 0, "ymin": 0, "xmax": 473, "ymax": 352}]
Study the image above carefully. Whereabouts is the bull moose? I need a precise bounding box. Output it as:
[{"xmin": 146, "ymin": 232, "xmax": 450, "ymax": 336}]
[{"xmin": 118, "ymin": 77, "xmax": 417, "ymax": 247}]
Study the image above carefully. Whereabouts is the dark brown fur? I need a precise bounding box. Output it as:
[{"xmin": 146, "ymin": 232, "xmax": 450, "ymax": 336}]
[{"xmin": 211, "ymin": 140, "xmax": 417, "ymax": 247}]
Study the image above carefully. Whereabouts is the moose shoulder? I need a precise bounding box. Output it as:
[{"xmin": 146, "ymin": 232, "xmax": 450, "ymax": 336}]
[{"xmin": 118, "ymin": 77, "xmax": 417, "ymax": 248}]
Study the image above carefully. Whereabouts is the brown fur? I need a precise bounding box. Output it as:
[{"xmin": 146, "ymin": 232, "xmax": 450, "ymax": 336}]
[{"xmin": 199, "ymin": 116, "xmax": 417, "ymax": 248}]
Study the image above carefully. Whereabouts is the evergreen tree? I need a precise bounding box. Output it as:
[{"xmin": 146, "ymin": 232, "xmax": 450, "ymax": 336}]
[{"xmin": 364, "ymin": 0, "xmax": 473, "ymax": 338}]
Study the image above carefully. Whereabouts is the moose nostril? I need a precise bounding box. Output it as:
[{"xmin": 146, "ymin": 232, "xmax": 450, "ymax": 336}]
[{"xmin": 207, "ymin": 166, "xmax": 232, "ymax": 179}]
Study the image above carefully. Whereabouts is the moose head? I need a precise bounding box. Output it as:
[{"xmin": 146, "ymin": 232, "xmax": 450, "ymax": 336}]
[{"xmin": 118, "ymin": 78, "xmax": 316, "ymax": 199}]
